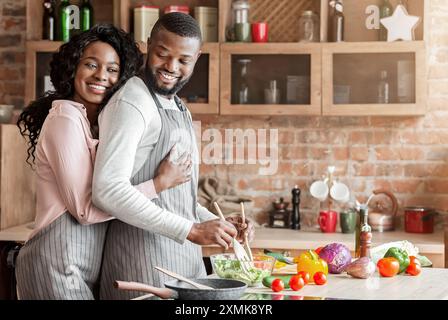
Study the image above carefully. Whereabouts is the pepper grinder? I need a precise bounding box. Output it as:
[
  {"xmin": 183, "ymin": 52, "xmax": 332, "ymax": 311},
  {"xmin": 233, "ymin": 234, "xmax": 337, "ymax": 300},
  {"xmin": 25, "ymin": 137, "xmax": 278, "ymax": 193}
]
[{"xmin": 291, "ymin": 185, "xmax": 301, "ymax": 230}]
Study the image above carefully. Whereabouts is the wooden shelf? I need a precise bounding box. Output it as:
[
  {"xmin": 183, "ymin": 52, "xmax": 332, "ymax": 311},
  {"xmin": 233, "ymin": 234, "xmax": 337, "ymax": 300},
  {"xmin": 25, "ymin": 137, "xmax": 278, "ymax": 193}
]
[
  {"xmin": 25, "ymin": 0, "xmax": 427, "ymax": 117},
  {"xmin": 25, "ymin": 39, "xmax": 220, "ymax": 114}
]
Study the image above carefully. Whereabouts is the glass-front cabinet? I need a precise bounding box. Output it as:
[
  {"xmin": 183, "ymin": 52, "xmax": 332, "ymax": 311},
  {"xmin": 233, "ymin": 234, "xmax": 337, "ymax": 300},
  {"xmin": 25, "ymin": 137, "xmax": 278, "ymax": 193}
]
[
  {"xmin": 322, "ymin": 41, "xmax": 426, "ymax": 116},
  {"xmin": 220, "ymin": 43, "xmax": 322, "ymax": 115}
]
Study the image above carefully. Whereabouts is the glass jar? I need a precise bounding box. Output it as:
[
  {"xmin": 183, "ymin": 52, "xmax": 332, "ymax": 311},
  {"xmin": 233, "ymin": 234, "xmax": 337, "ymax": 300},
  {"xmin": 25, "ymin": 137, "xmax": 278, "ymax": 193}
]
[
  {"xmin": 298, "ymin": 11, "xmax": 319, "ymax": 43},
  {"xmin": 232, "ymin": 0, "xmax": 250, "ymax": 24}
]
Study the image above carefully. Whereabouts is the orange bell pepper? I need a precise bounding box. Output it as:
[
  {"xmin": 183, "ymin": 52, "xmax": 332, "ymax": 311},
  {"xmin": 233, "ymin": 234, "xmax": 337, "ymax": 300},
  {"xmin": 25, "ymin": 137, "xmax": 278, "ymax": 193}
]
[{"xmin": 296, "ymin": 250, "xmax": 329, "ymax": 281}]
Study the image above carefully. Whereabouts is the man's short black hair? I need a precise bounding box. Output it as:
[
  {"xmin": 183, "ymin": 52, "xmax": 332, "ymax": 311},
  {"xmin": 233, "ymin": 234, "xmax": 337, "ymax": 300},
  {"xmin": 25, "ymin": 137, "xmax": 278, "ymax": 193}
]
[{"xmin": 150, "ymin": 12, "xmax": 202, "ymax": 42}]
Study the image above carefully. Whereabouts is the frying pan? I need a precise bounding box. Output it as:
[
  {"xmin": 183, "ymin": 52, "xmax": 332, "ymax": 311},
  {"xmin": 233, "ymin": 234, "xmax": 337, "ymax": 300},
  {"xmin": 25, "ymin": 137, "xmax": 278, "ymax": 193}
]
[{"xmin": 115, "ymin": 278, "xmax": 247, "ymax": 300}]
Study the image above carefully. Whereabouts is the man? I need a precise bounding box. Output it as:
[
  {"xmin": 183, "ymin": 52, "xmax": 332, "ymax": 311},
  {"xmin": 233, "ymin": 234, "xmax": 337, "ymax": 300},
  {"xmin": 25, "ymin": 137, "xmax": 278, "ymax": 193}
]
[{"xmin": 92, "ymin": 13, "xmax": 251, "ymax": 300}]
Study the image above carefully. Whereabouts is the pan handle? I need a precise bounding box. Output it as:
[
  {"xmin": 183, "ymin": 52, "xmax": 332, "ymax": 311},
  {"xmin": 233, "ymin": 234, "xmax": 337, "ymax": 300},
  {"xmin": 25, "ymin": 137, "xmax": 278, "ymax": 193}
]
[{"xmin": 114, "ymin": 280, "xmax": 178, "ymax": 300}]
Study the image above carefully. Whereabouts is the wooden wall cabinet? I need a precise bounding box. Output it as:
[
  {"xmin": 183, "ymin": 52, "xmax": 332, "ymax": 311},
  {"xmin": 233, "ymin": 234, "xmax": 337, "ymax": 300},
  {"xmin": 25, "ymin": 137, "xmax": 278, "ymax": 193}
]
[
  {"xmin": 322, "ymin": 41, "xmax": 426, "ymax": 116},
  {"xmin": 25, "ymin": 0, "xmax": 220, "ymax": 114},
  {"xmin": 25, "ymin": 0, "xmax": 427, "ymax": 117},
  {"xmin": 220, "ymin": 43, "xmax": 322, "ymax": 116}
]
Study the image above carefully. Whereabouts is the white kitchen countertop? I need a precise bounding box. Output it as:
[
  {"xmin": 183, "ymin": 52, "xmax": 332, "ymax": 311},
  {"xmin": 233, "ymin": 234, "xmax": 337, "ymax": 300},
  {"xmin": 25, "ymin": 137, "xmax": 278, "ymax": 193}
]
[{"xmin": 245, "ymin": 268, "xmax": 448, "ymax": 300}]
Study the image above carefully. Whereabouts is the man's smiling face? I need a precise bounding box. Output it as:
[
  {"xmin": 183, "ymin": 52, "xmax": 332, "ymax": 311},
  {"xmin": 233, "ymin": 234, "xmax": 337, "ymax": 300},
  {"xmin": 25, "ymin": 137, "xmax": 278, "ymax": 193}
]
[{"xmin": 146, "ymin": 27, "xmax": 201, "ymax": 97}]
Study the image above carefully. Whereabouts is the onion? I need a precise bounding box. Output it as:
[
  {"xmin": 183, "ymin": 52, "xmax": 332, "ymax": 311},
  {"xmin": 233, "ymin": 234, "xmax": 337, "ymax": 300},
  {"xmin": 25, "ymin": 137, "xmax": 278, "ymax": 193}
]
[
  {"xmin": 346, "ymin": 257, "xmax": 376, "ymax": 279},
  {"xmin": 318, "ymin": 243, "xmax": 352, "ymax": 274}
]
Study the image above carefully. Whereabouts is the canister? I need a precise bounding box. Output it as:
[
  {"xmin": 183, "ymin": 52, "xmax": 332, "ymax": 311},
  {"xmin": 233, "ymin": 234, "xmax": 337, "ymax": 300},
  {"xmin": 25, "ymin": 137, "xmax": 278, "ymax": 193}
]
[
  {"xmin": 194, "ymin": 6, "xmax": 218, "ymax": 42},
  {"xmin": 165, "ymin": 5, "xmax": 190, "ymax": 15},
  {"xmin": 134, "ymin": 6, "xmax": 159, "ymax": 42}
]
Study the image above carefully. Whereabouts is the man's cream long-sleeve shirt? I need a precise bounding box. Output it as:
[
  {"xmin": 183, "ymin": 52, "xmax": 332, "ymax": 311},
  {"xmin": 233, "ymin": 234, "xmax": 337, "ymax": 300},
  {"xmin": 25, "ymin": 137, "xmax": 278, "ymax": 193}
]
[{"xmin": 92, "ymin": 77, "xmax": 216, "ymax": 244}]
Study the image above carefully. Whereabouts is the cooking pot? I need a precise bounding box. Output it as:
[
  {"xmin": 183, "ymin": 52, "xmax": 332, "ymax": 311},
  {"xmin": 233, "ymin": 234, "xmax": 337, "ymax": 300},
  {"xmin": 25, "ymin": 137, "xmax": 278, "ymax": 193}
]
[
  {"xmin": 404, "ymin": 206, "xmax": 438, "ymax": 234},
  {"xmin": 115, "ymin": 278, "xmax": 247, "ymax": 300}
]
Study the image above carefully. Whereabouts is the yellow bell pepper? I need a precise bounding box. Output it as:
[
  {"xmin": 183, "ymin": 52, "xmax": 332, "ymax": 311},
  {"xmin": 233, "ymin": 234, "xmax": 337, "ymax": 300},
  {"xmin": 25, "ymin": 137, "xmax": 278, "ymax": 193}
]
[{"xmin": 296, "ymin": 250, "xmax": 329, "ymax": 281}]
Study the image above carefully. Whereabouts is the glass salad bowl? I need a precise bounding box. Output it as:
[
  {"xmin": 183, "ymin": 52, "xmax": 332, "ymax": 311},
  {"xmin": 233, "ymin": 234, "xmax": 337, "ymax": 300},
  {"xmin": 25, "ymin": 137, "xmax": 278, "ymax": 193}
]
[{"xmin": 210, "ymin": 253, "xmax": 276, "ymax": 287}]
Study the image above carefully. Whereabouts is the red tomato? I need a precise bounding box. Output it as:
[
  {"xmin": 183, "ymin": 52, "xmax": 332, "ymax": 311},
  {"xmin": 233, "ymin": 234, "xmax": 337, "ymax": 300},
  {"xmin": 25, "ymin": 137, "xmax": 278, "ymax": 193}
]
[
  {"xmin": 377, "ymin": 257, "xmax": 400, "ymax": 277},
  {"xmin": 406, "ymin": 263, "xmax": 422, "ymax": 276},
  {"xmin": 297, "ymin": 271, "xmax": 310, "ymax": 285},
  {"xmin": 315, "ymin": 247, "xmax": 324, "ymax": 255},
  {"xmin": 313, "ymin": 271, "xmax": 327, "ymax": 285},
  {"xmin": 289, "ymin": 275, "xmax": 305, "ymax": 291},
  {"xmin": 272, "ymin": 294, "xmax": 284, "ymax": 300},
  {"xmin": 271, "ymin": 278, "xmax": 285, "ymax": 292},
  {"xmin": 409, "ymin": 256, "xmax": 421, "ymax": 266}
]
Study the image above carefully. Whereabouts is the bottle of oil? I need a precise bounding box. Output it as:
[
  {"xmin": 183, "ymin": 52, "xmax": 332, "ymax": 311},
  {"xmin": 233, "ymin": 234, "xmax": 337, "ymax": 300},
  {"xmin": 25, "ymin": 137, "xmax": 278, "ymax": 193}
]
[{"xmin": 355, "ymin": 205, "xmax": 372, "ymax": 258}]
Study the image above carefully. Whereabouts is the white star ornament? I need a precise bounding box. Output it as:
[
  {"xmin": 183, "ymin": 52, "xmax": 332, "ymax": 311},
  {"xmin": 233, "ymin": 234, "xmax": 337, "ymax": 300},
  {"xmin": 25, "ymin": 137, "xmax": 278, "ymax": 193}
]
[{"xmin": 380, "ymin": 5, "xmax": 420, "ymax": 42}]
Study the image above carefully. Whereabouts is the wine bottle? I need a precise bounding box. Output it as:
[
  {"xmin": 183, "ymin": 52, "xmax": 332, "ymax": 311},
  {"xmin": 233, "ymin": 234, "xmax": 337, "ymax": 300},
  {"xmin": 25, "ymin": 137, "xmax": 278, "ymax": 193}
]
[
  {"xmin": 81, "ymin": 0, "xmax": 94, "ymax": 32},
  {"xmin": 42, "ymin": 1, "xmax": 55, "ymax": 41},
  {"xmin": 59, "ymin": 0, "xmax": 71, "ymax": 42},
  {"xmin": 329, "ymin": 0, "xmax": 344, "ymax": 42}
]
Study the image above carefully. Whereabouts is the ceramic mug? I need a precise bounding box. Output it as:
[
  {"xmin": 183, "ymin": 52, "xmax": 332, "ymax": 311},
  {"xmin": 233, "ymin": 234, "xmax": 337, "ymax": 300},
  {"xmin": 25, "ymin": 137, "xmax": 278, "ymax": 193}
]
[
  {"xmin": 251, "ymin": 22, "xmax": 268, "ymax": 42},
  {"xmin": 310, "ymin": 180, "xmax": 329, "ymax": 202},
  {"xmin": 330, "ymin": 181, "xmax": 350, "ymax": 203},
  {"xmin": 340, "ymin": 209, "xmax": 356, "ymax": 234},
  {"xmin": 318, "ymin": 210, "xmax": 338, "ymax": 233}
]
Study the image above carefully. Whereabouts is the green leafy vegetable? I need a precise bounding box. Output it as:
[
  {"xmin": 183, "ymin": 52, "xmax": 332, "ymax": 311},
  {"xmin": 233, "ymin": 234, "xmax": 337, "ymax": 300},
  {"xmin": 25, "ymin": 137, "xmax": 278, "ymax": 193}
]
[{"xmin": 213, "ymin": 257, "xmax": 271, "ymax": 287}]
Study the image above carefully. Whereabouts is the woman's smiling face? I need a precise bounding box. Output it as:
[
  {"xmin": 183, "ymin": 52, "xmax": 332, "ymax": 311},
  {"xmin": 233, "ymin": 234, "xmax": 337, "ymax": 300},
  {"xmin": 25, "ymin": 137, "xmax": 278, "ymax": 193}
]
[{"xmin": 73, "ymin": 41, "xmax": 120, "ymax": 108}]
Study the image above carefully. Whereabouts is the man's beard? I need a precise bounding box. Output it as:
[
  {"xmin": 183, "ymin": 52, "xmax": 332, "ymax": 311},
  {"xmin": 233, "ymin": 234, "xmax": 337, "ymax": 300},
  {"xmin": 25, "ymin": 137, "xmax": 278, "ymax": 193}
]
[{"xmin": 146, "ymin": 68, "xmax": 192, "ymax": 96}]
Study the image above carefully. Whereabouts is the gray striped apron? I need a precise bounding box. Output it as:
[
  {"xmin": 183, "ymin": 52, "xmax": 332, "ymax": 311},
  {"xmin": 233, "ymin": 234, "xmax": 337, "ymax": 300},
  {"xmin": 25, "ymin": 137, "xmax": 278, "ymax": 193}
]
[
  {"xmin": 99, "ymin": 88, "xmax": 205, "ymax": 300},
  {"xmin": 15, "ymin": 213, "xmax": 108, "ymax": 300}
]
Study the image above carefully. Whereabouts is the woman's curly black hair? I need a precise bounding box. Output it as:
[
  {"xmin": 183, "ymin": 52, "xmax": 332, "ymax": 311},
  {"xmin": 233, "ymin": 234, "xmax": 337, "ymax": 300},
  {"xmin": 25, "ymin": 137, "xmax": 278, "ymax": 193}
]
[{"xmin": 17, "ymin": 24, "xmax": 143, "ymax": 165}]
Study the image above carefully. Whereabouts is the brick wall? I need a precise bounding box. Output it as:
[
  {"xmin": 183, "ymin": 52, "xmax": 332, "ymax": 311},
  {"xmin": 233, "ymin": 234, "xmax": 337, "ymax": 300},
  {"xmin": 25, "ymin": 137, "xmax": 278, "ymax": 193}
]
[
  {"xmin": 196, "ymin": 1, "xmax": 448, "ymax": 227},
  {"xmin": 0, "ymin": 0, "xmax": 25, "ymax": 108},
  {"xmin": 1, "ymin": 0, "xmax": 447, "ymax": 227}
]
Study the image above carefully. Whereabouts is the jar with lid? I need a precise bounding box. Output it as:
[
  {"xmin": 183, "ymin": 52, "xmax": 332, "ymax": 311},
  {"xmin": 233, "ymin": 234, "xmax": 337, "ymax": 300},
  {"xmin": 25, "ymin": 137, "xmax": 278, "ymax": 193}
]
[
  {"xmin": 134, "ymin": 6, "xmax": 159, "ymax": 43},
  {"xmin": 298, "ymin": 11, "xmax": 320, "ymax": 43},
  {"xmin": 164, "ymin": 5, "xmax": 189, "ymax": 15},
  {"xmin": 231, "ymin": 0, "xmax": 251, "ymax": 42},
  {"xmin": 232, "ymin": 0, "xmax": 250, "ymax": 24}
]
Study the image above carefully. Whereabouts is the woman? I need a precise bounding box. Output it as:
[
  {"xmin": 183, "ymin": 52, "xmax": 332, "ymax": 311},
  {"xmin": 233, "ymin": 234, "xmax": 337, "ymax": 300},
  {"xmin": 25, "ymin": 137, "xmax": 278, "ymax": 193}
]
[{"xmin": 15, "ymin": 24, "xmax": 191, "ymax": 300}]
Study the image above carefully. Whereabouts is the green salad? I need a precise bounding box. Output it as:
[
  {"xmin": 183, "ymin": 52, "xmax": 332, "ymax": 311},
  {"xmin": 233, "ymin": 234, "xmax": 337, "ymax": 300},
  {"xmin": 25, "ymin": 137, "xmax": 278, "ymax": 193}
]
[{"xmin": 213, "ymin": 258, "xmax": 271, "ymax": 287}]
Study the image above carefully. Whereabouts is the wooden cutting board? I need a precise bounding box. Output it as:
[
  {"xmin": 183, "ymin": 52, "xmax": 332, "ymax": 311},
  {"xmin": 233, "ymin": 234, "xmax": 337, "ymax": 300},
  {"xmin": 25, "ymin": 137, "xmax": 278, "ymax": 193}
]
[{"xmin": 272, "ymin": 264, "xmax": 298, "ymax": 275}]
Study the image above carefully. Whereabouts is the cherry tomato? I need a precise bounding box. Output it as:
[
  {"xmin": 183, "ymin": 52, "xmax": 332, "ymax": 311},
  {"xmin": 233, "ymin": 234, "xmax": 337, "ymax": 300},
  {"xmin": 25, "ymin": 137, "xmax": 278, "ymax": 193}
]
[
  {"xmin": 406, "ymin": 262, "xmax": 422, "ymax": 276},
  {"xmin": 289, "ymin": 275, "xmax": 305, "ymax": 291},
  {"xmin": 297, "ymin": 271, "xmax": 310, "ymax": 285},
  {"xmin": 272, "ymin": 294, "xmax": 284, "ymax": 300},
  {"xmin": 315, "ymin": 247, "xmax": 324, "ymax": 255},
  {"xmin": 271, "ymin": 278, "xmax": 285, "ymax": 292},
  {"xmin": 409, "ymin": 256, "xmax": 421, "ymax": 266},
  {"xmin": 313, "ymin": 271, "xmax": 327, "ymax": 285},
  {"xmin": 377, "ymin": 257, "xmax": 400, "ymax": 277}
]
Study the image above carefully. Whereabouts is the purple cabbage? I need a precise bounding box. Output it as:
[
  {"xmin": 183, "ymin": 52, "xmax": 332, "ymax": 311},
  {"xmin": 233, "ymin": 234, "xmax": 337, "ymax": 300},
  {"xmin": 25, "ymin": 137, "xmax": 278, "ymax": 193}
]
[{"xmin": 318, "ymin": 243, "xmax": 352, "ymax": 274}]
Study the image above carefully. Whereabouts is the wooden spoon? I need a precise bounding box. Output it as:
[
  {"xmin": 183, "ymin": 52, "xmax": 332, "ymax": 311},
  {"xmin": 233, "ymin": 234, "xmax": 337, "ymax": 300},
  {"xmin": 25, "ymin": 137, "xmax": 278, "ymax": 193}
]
[
  {"xmin": 213, "ymin": 202, "xmax": 251, "ymax": 266},
  {"xmin": 154, "ymin": 266, "xmax": 214, "ymax": 290},
  {"xmin": 240, "ymin": 202, "xmax": 254, "ymax": 261}
]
